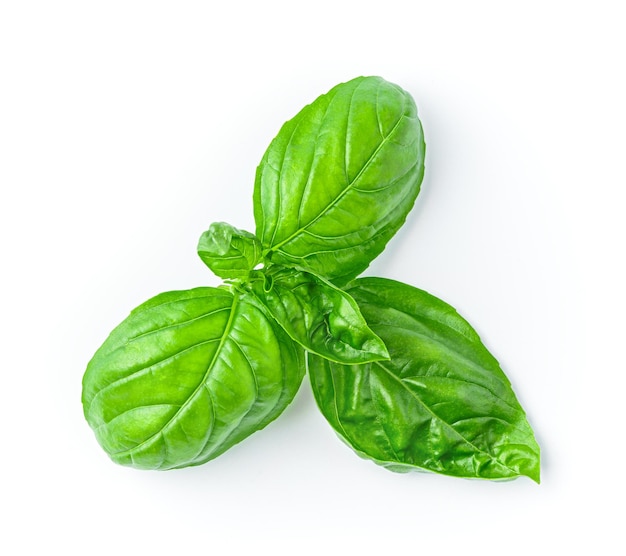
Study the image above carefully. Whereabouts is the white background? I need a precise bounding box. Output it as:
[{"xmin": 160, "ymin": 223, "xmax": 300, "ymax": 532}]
[{"xmin": 1, "ymin": 1, "xmax": 624, "ymax": 553}]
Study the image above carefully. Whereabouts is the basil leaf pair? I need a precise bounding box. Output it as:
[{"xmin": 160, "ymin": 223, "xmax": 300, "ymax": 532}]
[
  {"xmin": 83, "ymin": 76, "xmax": 540, "ymax": 482},
  {"xmin": 309, "ymin": 278, "xmax": 540, "ymax": 482}
]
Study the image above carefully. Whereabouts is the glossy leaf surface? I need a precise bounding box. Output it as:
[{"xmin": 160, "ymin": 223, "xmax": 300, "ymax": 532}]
[
  {"xmin": 246, "ymin": 266, "xmax": 389, "ymax": 364},
  {"xmin": 254, "ymin": 76, "xmax": 425, "ymax": 285},
  {"xmin": 82, "ymin": 287, "xmax": 304, "ymax": 470},
  {"xmin": 308, "ymin": 277, "xmax": 540, "ymax": 482},
  {"xmin": 197, "ymin": 222, "xmax": 262, "ymax": 280}
]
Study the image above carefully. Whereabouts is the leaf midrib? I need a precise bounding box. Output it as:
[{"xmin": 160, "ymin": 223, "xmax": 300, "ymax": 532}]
[
  {"xmin": 373, "ymin": 361, "xmax": 521, "ymax": 477},
  {"xmin": 267, "ymin": 103, "xmax": 408, "ymax": 254},
  {"xmin": 370, "ymin": 321, "xmax": 515, "ymax": 406},
  {"xmin": 110, "ymin": 291, "xmax": 241, "ymax": 458}
]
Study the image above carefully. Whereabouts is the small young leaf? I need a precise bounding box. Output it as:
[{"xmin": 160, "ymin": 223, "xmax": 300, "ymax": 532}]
[
  {"xmin": 82, "ymin": 287, "xmax": 304, "ymax": 470},
  {"xmin": 197, "ymin": 222, "xmax": 262, "ymax": 280},
  {"xmin": 245, "ymin": 266, "xmax": 389, "ymax": 364},
  {"xmin": 308, "ymin": 277, "xmax": 541, "ymax": 482},
  {"xmin": 254, "ymin": 76, "xmax": 425, "ymax": 286}
]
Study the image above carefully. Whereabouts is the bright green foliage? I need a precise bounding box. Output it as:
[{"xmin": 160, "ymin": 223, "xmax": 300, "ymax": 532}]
[
  {"xmin": 83, "ymin": 76, "xmax": 539, "ymax": 481},
  {"xmin": 197, "ymin": 222, "xmax": 262, "ymax": 280},
  {"xmin": 253, "ymin": 76, "xmax": 425, "ymax": 286},
  {"xmin": 246, "ymin": 266, "xmax": 388, "ymax": 364},
  {"xmin": 308, "ymin": 278, "xmax": 540, "ymax": 482},
  {"xmin": 82, "ymin": 287, "xmax": 304, "ymax": 470}
]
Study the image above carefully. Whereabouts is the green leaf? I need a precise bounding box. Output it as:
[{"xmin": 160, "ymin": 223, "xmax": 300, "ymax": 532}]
[
  {"xmin": 308, "ymin": 277, "xmax": 541, "ymax": 482},
  {"xmin": 254, "ymin": 76, "xmax": 425, "ymax": 286},
  {"xmin": 245, "ymin": 266, "xmax": 389, "ymax": 364},
  {"xmin": 197, "ymin": 222, "xmax": 262, "ymax": 280},
  {"xmin": 82, "ymin": 287, "xmax": 305, "ymax": 470}
]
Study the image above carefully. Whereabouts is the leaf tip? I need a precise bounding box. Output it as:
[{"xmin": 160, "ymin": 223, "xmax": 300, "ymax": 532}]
[
  {"xmin": 527, "ymin": 463, "xmax": 541, "ymax": 484},
  {"xmin": 363, "ymin": 337, "xmax": 390, "ymax": 362}
]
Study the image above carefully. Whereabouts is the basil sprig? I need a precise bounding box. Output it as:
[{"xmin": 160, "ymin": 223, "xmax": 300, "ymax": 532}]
[{"xmin": 82, "ymin": 76, "xmax": 540, "ymax": 481}]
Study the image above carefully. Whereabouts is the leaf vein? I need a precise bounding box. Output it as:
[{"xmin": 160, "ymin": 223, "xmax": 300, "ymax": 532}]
[
  {"xmin": 110, "ymin": 293, "xmax": 241, "ymax": 459},
  {"xmin": 269, "ymin": 98, "xmax": 407, "ymax": 253},
  {"xmin": 373, "ymin": 361, "xmax": 521, "ymax": 476}
]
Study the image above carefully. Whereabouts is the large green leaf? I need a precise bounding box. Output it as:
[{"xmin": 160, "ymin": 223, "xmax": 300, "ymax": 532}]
[
  {"xmin": 308, "ymin": 277, "xmax": 540, "ymax": 482},
  {"xmin": 82, "ymin": 287, "xmax": 304, "ymax": 470},
  {"xmin": 246, "ymin": 266, "xmax": 389, "ymax": 364},
  {"xmin": 254, "ymin": 76, "xmax": 425, "ymax": 286}
]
